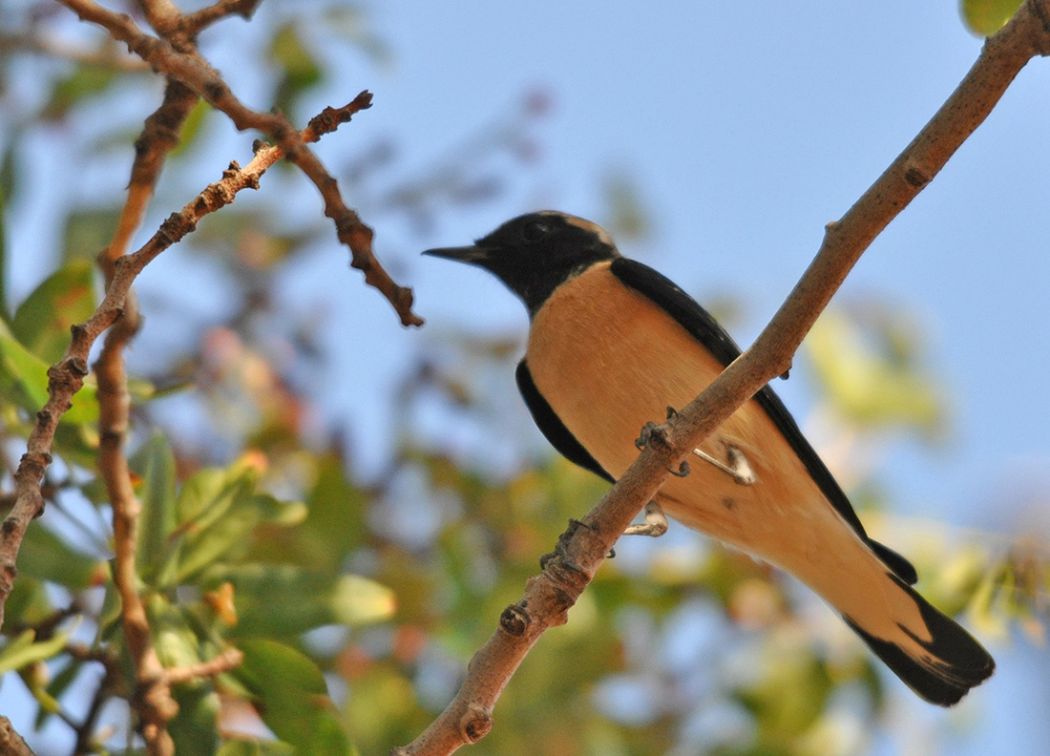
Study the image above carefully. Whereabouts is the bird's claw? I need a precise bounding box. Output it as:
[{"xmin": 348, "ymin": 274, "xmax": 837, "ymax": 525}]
[{"xmin": 623, "ymin": 501, "xmax": 669, "ymax": 538}]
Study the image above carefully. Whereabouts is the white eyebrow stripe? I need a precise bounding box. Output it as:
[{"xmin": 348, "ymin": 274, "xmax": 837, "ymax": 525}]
[{"xmin": 550, "ymin": 212, "xmax": 616, "ymax": 248}]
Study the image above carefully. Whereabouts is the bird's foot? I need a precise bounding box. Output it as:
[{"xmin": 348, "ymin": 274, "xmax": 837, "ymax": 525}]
[
  {"xmin": 540, "ymin": 518, "xmax": 611, "ymax": 568},
  {"xmin": 635, "ymin": 409, "xmax": 690, "ymax": 477},
  {"xmin": 692, "ymin": 444, "xmax": 756, "ymax": 485},
  {"xmin": 634, "ymin": 420, "xmax": 667, "ymax": 450},
  {"xmin": 623, "ymin": 500, "xmax": 669, "ymax": 538}
]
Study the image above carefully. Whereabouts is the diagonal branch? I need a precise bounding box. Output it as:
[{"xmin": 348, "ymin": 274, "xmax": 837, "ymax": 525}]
[
  {"xmin": 0, "ymin": 717, "xmax": 32, "ymax": 756},
  {"xmin": 0, "ymin": 95, "xmax": 374, "ymax": 633},
  {"xmin": 398, "ymin": 2, "xmax": 1050, "ymax": 752},
  {"xmin": 58, "ymin": 0, "xmax": 423, "ymax": 327},
  {"xmin": 181, "ymin": 0, "xmax": 263, "ymax": 35}
]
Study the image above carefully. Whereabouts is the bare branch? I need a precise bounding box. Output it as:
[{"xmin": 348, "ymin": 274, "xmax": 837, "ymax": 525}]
[
  {"xmin": 399, "ymin": 2, "xmax": 1050, "ymax": 752},
  {"xmin": 163, "ymin": 648, "xmax": 244, "ymax": 686},
  {"xmin": 0, "ymin": 31, "xmax": 149, "ymax": 71},
  {"xmin": 66, "ymin": 643, "xmax": 123, "ymax": 754},
  {"xmin": 182, "ymin": 0, "xmax": 263, "ymax": 34},
  {"xmin": 97, "ymin": 308, "xmax": 176, "ymax": 755},
  {"xmin": 0, "ymin": 97, "xmax": 372, "ymax": 633},
  {"xmin": 57, "ymin": 0, "xmax": 423, "ymax": 327},
  {"xmin": 106, "ymin": 80, "xmax": 200, "ymax": 266},
  {"xmin": 0, "ymin": 717, "xmax": 33, "ymax": 756}
]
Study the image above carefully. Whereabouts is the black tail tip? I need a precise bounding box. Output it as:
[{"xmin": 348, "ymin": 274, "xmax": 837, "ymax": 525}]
[{"xmin": 845, "ymin": 584, "xmax": 995, "ymax": 706}]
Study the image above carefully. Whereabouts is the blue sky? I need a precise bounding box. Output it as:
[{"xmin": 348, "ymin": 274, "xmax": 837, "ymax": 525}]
[{"xmin": 5, "ymin": 0, "xmax": 1049, "ymax": 751}]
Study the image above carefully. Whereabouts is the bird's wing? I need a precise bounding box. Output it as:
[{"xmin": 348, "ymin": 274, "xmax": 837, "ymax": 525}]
[
  {"xmin": 516, "ymin": 359, "xmax": 614, "ymax": 482},
  {"xmin": 610, "ymin": 257, "xmax": 917, "ymax": 584}
]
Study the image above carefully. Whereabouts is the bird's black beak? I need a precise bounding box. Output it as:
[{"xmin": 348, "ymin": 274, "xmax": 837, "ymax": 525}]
[{"xmin": 421, "ymin": 244, "xmax": 493, "ymax": 266}]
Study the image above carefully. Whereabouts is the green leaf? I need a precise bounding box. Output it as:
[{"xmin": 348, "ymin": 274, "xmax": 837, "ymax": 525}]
[
  {"xmin": 0, "ymin": 154, "xmax": 8, "ymax": 320},
  {"xmin": 269, "ymin": 22, "xmax": 323, "ymax": 116},
  {"xmin": 0, "ymin": 319, "xmax": 98, "ymax": 425},
  {"xmin": 96, "ymin": 583, "xmax": 122, "ymax": 639},
  {"xmin": 62, "ymin": 207, "xmax": 121, "ymax": 265},
  {"xmin": 248, "ymin": 454, "xmax": 367, "ymax": 570},
  {"xmin": 42, "ymin": 65, "xmax": 119, "ymax": 120},
  {"xmin": 148, "ymin": 594, "xmax": 203, "ymax": 671},
  {"xmin": 35, "ymin": 657, "xmax": 83, "ymax": 731},
  {"xmin": 216, "ymin": 565, "xmax": 395, "ymax": 638},
  {"xmin": 603, "ymin": 170, "xmax": 650, "ymax": 242},
  {"xmin": 134, "ymin": 432, "xmax": 178, "ymax": 581},
  {"xmin": 0, "ymin": 627, "xmax": 73, "ymax": 675},
  {"xmin": 217, "ymin": 741, "xmax": 296, "ymax": 756},
  {"xmin": 967, "ymin": 561, "xmax": 1010, "ymax": 640},
  {"xmin": 170, "ymin": 685, "xmax": 221, "ymax": 756},
  {"xmin": 12, "ymin": 260, "xmax": 96, "ymax": 364},
  {"xmin": 0, "ymin": 131, "xmax": 16, "ymax": 218},
  {"xmin": 961, "ymin": 0, "xmax": 1024, "ymax": 35},
  {"xmin": 171, "ymin": 98, "xmax": 213, "ymax": 158},
  {"xmin": 153, "ymin": 467, "xmax": 252, "ymax": 587},
  {"xmin": 17, "ymin": 522, "xmax": 104, "ymax": 589},
  {"xmin": 806, "ymin": 309, "xmax": 944, "ymax": 438},
  {"xmin": 154, "ymin": 461, "xmax": 306, "ymax": 587},
  {"xmin": 235, "ymin": 639, "xmax": 350, "ymax": 754},
  {"xmin": 174, "ymin": 494, "xmax": 306, "ymax": 586},
  {"xmin": 177, "ymin": 465, "xmax": 254, "ymax": 525},
  {"xmin": 333, "ymin": 574, "xmax": 398, "ymax": 626},
  {"xmin": 4, "ymin": 578, "xmax": 55, "ymax": 629}
]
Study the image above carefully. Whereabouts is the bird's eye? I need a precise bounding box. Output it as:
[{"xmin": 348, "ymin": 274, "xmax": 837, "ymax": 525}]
[{"xmin": 522, "ymin": 220, "xmax": 550, "ymax": 243}]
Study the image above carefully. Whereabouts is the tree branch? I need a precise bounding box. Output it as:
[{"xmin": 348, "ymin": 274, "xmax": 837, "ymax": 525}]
[
  {"xmin": 57, "ymin": 0, "xmax": 423, "ymax": 327},
  {"xmin": 0, "ymin": 96, "xmax": 373, "ymax": 634},
  {"xmin": 97, "ymin": 309, "xmax": 176, "ymax": 755},
  {"xmin": 94, "ymin": 70, "xmax": 200, "ymax": 756},
  {"xmin": 0, "ymin": 717, "xmax": 32, "ymax": 756},
  {"xmin": 398, "ymin": 3, "xmax": 1050, "ymax": 753},
  {"xmin": 181, "ymin": 0, "xmax": 263, "ymax": 35},
  {"xmin": 0, "ymin": 31, "xmax": 149, "ymax": 71},
  {"xmin": 162, "ymin": 647, "xmax": 244, "ymax": 686}
]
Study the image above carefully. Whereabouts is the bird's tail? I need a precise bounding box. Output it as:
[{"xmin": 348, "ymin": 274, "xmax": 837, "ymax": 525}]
[{"xmin": 840, "ymin": 574, "xmax": 994, "ymax": 706}]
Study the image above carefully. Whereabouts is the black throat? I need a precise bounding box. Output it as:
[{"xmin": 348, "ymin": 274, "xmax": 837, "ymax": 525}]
[
  {"xmin": 500, "ymin": 259, "xmax": 604, "ymax": 316},
  {"xmin": 471, "ymin": 213, "xmax": 620, "ymax": 316}
]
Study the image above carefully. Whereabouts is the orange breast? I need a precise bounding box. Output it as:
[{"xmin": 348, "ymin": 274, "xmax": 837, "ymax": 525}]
[{"xmin": 524, "ymin": 262, "xmax": 868, "ymax": 586}]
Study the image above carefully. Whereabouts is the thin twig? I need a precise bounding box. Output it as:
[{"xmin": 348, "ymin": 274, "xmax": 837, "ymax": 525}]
[
  {"xmin": 63, "ymin": 643, "xmax": 123, "ymax": 754},
  {"xmin": 181, "ymin": 0, "xmax": 263, "ymax": 35},
  {"xmin": 0, "ymin": 96, "xmax": 373, "ymax": 632},
  {"xmin": 398, "ymin": 2, "xmax": 1050, "ymax": 753},
  {"xmin": 58, "ymin": 0, "xmax": 423, "ymax": 327},
  {"xmin": 163, "ymin": 648, "xmax": 244, "ymax": 686},
  {"xmin": 0, "ymin": 32, "xmax": 149, "ymax": 71}
]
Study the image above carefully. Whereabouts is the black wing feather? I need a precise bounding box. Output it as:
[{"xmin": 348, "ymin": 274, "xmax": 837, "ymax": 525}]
[
  {"xmin": 516, "ymin": 360, "xmax": 614, "ymax": 482},
  {"xmin": 610, "ymin": 257, "xmax": 917, "ymax": 585}
]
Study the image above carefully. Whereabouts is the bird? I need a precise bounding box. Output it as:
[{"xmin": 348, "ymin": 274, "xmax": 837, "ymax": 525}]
[{"xmin": 423, "ymin": 210, "xmax": 994, "ymax": 706}]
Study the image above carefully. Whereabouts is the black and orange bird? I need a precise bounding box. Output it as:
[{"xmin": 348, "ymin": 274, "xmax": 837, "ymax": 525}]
[{"xmin": 424, "ymin": 211, "xmax": 994, "ymax": 705}]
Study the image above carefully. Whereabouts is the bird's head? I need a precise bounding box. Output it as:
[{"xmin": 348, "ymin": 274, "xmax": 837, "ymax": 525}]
[{"xmin": 423, "ymin": 211, "xmax": 619, "ymax": 314}]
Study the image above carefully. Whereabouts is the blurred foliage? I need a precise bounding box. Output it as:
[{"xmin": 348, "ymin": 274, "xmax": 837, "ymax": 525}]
[
  {"xmin": 0, "ymin": 1, "xmax": 1047, "ymax": 755},
  {"xmin": 806, "ymin": 303, "xmax": 946, "ymax": 441}
]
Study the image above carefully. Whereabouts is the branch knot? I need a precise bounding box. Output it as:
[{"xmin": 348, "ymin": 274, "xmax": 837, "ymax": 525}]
[
  {"xmin": 498, "ymin": 604, "xmax": 529, "ymax": 637},
  {"xmin": 459, "ymin": 704, "xmax": 493, "ymax": 743}
]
